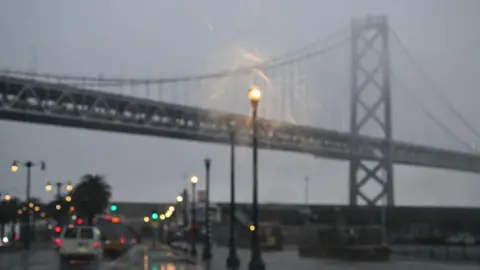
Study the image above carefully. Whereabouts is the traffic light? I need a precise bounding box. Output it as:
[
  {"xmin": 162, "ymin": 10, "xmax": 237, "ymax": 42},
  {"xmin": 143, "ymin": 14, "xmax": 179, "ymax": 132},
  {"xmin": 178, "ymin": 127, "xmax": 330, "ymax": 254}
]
[
  {"xmin": 110, "ymin": 204, "xmax": 117, "ymax": 212},
  {"xmin": 151, "ymin": 210, "xmax": 159, "ymax": 220}
]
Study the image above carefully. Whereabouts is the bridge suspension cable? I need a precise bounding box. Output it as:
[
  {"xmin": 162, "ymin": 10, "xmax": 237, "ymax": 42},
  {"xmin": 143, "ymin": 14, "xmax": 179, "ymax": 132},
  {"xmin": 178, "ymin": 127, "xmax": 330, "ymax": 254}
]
[
  {"xmin": 391, "ymin": 72, "xmax": 477, "ymax": 153},
  {"xmin": 390, "ymin": 26, "xmax": 480, "ymax": 142},
  {"xmin": 0, "ymin": 27, "xmax": 349, "ymax": 87}
]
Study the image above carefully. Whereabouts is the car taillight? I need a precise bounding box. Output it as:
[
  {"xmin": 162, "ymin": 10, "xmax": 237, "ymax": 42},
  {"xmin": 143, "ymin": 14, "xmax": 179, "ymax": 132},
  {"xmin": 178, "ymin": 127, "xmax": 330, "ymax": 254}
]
[
  {"xmin": 93, "ymin": 241, "xmax": 100, "ymax": 248},
  {"xmin": 55, "ymin": 238, "xmax": 62, "ymax": 247},
  {"xmin": 131, "ymin": 238, "xmax": 136, "ymax": 244},
  {"xmin": 120, "ymin": 237, "xmax": 125, "ymax": 244}
]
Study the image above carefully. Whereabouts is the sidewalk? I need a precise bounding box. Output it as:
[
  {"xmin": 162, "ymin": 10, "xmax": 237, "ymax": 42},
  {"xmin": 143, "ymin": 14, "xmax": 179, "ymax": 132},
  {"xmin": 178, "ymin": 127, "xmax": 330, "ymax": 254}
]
[
  {"xmin": 0, "ymin": 240, "xmax": 52, "ymax": 253},
  {"xmin": 144, "ymin": 241, "xmax": 327, "ymax": 269},
  {"xmin": 0, "ymin": 249, "xmax": 56, "ymax": 269}
]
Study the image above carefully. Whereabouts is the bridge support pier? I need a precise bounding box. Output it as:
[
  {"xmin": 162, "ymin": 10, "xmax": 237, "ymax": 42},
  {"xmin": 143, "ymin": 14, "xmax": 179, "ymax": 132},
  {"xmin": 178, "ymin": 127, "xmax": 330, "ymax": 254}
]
[{"xmin": 349, "ymin": 15, "xmax": 394, "ymax": 206}]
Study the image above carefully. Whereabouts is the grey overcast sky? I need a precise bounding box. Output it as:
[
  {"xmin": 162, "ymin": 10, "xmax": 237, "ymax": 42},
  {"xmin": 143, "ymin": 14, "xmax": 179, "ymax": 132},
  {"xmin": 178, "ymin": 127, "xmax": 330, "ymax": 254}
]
[{"xmin": 1, "ymin": 0, "xmax": 479, "ymax": 206}]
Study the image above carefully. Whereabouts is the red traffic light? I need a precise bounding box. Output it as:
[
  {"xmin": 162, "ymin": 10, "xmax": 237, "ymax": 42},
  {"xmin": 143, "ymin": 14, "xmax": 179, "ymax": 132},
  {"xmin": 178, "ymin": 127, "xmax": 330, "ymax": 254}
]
[
  {"xmin": 76, "ymin": 218, "xmax": 83, "ymax": 225},
  {"xmin": 54, "ymin": 226, "xmax": 61, "ymax": 233}
]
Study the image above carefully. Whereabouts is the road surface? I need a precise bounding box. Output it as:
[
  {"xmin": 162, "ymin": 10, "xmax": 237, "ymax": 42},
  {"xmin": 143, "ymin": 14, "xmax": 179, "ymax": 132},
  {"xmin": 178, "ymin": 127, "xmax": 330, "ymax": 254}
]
[{"xmin": 1, "ymin": 244, "xmax": 479, "ymax": 269}]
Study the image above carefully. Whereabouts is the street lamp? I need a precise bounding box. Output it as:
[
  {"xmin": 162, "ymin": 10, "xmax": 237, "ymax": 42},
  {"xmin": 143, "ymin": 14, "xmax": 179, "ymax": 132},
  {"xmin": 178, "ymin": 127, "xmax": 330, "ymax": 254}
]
[
  {"xmin": 226, "ymin": 129, "xmax": 240, "ymax": 269},
  {"xmin": 247, "ymin": 85, "xmax": 265, "ymax": 270},
  {"xmin": 202, "ymin": 157, "xmax": 212, "ymax": 261},
  {"xmin": 11, "ymin": 162, "xmax": 18, "ymax": 172},
  {"xmin": 179, "ymin": 188, "xmax": 189, "ymax": 244},
  {"xmin": 46, "ymin": 182, "xmax": 73, "ymax": 198},
  {"xmin": 4, "ymin": 194, "xmax": 11, "ymax": 201},
  {"xmin": 191, "ymin": 176, "xmax": 199, "ymax": 184},
  {"xmin": 11, "ymin": 160, "xmax": 46, "ymax": 250},
  {"xmin": 190, "ymin": 175, "xmax": 198, "ymax": 256}
]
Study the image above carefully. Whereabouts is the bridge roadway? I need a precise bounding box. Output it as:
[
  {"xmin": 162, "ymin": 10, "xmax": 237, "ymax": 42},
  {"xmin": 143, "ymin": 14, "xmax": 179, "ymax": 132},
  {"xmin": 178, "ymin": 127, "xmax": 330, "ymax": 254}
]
[{"xmin": 1, "ymin": 75, "xmax": 480, "ymax": 173}]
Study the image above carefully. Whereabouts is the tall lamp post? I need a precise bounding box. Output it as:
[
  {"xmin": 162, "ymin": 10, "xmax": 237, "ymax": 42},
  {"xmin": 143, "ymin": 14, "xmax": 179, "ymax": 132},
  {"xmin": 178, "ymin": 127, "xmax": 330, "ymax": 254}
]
[
  {"xmin": 45, "ymin": 181, "xmax": 73, "ymax": 199},
  {"xmin": 226, "ymin": 131, "xmax": 240, "ymax": 269},
  {"xmin": 181, "ymin": 189, "xmax": 189, "ymax": 229},
  {"xmin": 176, "ymin": 190, "xmax": 189, "ymax": 243},
  {"xmin": 247, "ymin": 86, "xmax": 265, "ymax": 270},
  {"xmin": 11, "ymin": 160, "xmax": 46, "ymax": 250},
  {"xmin": 202, "ymin": 157, "xmax": 212, "ymax": 261},
  {"xmin": 190, "ymin": 175, "xmax": 198, "ymax": 256}
]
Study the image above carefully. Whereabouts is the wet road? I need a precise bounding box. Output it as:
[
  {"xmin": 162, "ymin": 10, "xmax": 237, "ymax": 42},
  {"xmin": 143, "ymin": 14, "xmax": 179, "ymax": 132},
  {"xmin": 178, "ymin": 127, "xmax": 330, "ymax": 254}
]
[
  {"xmin": 1, "ymin": 245, "xmax": 479, "ymax": 270},
  {"xmin": 197, "ymin": 247, "xmax": 480, "ymax": 270},
  {"xmin": 0, "ymin": 246, "xmax": 144, "ymax": 270}
]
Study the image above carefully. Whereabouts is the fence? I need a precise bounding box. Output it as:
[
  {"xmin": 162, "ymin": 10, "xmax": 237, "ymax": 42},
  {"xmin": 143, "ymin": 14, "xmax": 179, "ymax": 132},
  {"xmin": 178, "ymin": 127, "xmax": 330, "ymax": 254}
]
[{"xmin": 392, "ymin": 244, "xmax": 480, "ymax": 262}]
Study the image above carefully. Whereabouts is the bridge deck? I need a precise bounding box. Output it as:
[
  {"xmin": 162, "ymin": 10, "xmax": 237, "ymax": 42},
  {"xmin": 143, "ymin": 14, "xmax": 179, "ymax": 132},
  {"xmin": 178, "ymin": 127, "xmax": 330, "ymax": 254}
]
[{"xmin": 1, "ymin": 75, "xmax": 479, "ymax": 173}]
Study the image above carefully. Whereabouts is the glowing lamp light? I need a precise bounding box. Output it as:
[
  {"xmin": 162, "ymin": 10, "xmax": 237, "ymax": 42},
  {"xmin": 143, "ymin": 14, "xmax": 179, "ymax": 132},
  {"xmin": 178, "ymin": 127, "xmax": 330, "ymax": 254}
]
[
  {"xmin": 248, "ymin": 85, "xmax": 262, "ymax": 103},
  {"xmin": 190, "ymin": 176, "xmax": 198, "ymax": 184},
  {"xmin": 11, "ymin": 162, "xmax": 18, "ymax": 172}
]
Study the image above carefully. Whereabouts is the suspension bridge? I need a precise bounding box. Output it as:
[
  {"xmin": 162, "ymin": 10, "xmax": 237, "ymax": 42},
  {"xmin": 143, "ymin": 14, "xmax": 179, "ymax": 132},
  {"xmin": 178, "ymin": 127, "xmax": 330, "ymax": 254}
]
[{"xmin": 0, "ymin": 15, "xmax": 479, "ymax": 207}]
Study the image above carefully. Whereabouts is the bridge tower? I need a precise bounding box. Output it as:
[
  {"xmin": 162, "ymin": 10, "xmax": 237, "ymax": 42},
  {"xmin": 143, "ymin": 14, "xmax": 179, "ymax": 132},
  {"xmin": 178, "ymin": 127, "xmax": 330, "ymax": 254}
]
[{"xmin": 349, "ymin": 15, "xmax": 394, "ymax": 206}]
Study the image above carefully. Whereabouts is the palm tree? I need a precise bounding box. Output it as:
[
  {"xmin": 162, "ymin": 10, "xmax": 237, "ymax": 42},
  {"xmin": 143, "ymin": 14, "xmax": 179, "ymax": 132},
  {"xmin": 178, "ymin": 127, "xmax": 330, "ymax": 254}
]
[{"xmin": 71, "ymin": 174, "xmax": 111, "ymax": 225}]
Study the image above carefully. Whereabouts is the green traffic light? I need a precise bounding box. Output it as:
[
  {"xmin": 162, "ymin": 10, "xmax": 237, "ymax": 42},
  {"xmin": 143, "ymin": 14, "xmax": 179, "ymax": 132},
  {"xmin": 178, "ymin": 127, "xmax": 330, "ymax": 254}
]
[
  {"xmin": 151, "ymin": 212, "xmax": 158, "ymax": 220},
  {"xmin": 110, "ymin": 204, "xmax": 117, "ymax": 212}
]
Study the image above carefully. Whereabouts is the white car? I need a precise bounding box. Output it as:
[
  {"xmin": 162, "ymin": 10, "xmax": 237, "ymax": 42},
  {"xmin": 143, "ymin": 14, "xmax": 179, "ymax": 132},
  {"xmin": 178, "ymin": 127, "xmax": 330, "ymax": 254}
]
[{"xmin": 56, "ymin": 225, "xmax": 103, "ymax": 266}]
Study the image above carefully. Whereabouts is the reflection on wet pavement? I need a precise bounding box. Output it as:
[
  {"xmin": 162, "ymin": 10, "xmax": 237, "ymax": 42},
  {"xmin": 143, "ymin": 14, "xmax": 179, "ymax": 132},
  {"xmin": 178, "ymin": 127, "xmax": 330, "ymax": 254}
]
[{"xmin": 2, "ymin": 245, "xmax": 480, "ymax": 270}]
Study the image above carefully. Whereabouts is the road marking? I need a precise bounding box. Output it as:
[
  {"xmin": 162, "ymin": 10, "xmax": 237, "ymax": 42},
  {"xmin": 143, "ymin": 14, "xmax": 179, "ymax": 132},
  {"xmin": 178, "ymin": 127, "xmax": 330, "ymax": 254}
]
[{"xmin": 105, "ymin": 245, "xmax": 141, "ymax": 267}]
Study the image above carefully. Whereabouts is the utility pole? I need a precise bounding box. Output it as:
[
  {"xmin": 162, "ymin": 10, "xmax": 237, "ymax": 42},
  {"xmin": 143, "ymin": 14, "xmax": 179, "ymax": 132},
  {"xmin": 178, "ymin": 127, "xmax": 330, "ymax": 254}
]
[
  {"xmin": 202, "ymin": 157, "xmax": 212, "ymax": 261},
  {"xmin": 304, "ymin": 176, "xmax": 310, "ymax": 226},
  {"xmin": 304, "ymin": 176, "xmax": 309, "ymax": 206}
]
